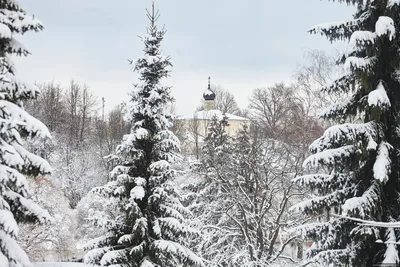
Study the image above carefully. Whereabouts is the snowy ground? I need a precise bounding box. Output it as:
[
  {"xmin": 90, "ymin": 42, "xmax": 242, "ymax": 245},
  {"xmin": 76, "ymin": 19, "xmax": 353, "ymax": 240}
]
[{"xmin": 34, "ymin": 263, "xmax": 88, "ymax": 267}]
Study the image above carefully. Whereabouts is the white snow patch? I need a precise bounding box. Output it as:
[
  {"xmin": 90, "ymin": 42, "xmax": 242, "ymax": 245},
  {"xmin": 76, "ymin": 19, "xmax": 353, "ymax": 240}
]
[
  {"xmin": 14, "ymin": 143, "xmax": 52, "ymax": 174},
  {"xmin": 0, "ymin": 100, "xmax": 51, "ymax": 139},
  {"xmin": 0, "ymin": 210, "xmax": 18, "ymax": 237},
  {"xmin": 5, "ymin": 190, "xmax": 51, "ymax": 224},
  {"xmin": 375, "ymin": 16, "xmax": 395, "ymax": 40},
  {"xmin": 368, "ymin": 81, "xmax": 391, "ymax": 108},
  {"xmin": 309, "ymin": 122, "xmax": 379, "ymax": 153},
  {"xmin": 148, "ymin": 90, "xmax": 161, "ymax": 103},
  {"xmin": 342, "ymin": 182, "xmax": 379, "ymax": 218},
  {"xmin": 348, "ymin": 31, "xmax": 376, "ymax": 52},
  {"xmin": 0, "ymin": 230, "xmax": 30, "ymax": 267},
  {"xmin": 319, "ymin": 96, "xmax": 353, "ymax": 119},
  {"xmin": 141, "ymin": 259, "xmax": 156, "ymax": 267},
  {"xmin": 203, "ymin": 89, "xmax": 214, "ymax": 96},
  {"xmin": 0, "ymin": 252, "xmax": 9, "ymax": 267},
  {"xmin": 135, "ymin": 177, "xmax": 147, "ymax": 186},
  {"xmin": 0, "ymin": 23, "xmax": 11, "ymax": 39},
  {"xmin": 84, "ymin": 247, "xmax": 110, "ymax": 264},
  {"xmin": 367, "ymin": 136, "xmax": 378, "ymax": 151},
  {"xmin": 373, "ymin": 142, "xmax": 391, "ymax": 183},
  {"xmin": 84, "ymin": 235, "xmax": 112, "ymax": 250},
  {"xmin": 135, "ymin": 127, "xmax": 149, "ymax": 139},
  {"xmin": 150, "ymin": 160, "xmax": 170, "ymax": 172},
  {"xmin": 382, "ymin": 228, "xmax": 399, "ymax": 264},
  {"xmin": 109, "ymin": 165, "xmax": 129, "ymax": 179},
  {"xmin": 303, "ymin": 145, "xmax": 355, "ymax": 168},
  {"xmin": 152, "ymin": 240, "xmax": 204, "ymax": 266},
  {"xmin": 388, "ymin": 0, "xmax": 400, "ymax": 6},
  {"xmin": 131, "ymin": 185, "xmax": 145, "ymax": 200},
  {"xmin": 100, "ymin": 249, "xmax": 125, "ymax": 266},
  {"xmin": 344, "ymin": 56, "xmax": 376, "ymax": 71}
]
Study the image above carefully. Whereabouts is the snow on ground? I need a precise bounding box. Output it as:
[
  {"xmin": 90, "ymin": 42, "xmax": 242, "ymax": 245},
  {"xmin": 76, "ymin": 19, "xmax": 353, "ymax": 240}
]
[{"xmin": 34, "ymin": 263, "xmax": 89, "ymax": 267}]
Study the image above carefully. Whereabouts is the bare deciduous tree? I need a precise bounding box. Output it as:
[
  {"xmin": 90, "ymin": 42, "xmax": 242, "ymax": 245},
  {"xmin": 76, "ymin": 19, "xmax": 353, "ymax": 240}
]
[
  {"xmin": 25, "ymin": 81, "xmax": 65, "ymax": 132},
  {"xmin": 95, "ymin": 103, "xmax": 130, "ymax": 172},
  {"xmin": 65, "ymin": 80, "xmax": 81, "ymax": 144},
  {"xmin": 19, "ymin": 177, "xmax": 76, "ymax": 261},
  {"xmin": 249, "ymin": 83, "xmax": 298, "ymax": 140},
  {"xmin": 187, "ymin": 122, "xmax": 307, "ymax": 266},
  {"xmin": 26, "ymin": 80, "xmax": 109, "ymax": 208},
  {"xmin": 213, "ymin": 85, "xmax": 241, "ymax": 115},
  {"xmin": 65, "ymin": 80, "xmax": 97, "ymax": 145},
  {"xmin": 249, "ymin": 83, "xmax": 323, "ymax": 148},
  {"xmin": 79, "ymin": 84, "xmax": 97, "ymax": 142},
  {"xmin": 294, "ymin": 49, "xmax": 344, "ymax": 117}
]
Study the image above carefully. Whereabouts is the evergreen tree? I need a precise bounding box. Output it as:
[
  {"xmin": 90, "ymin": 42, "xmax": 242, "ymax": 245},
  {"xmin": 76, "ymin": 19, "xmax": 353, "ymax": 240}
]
[
  {"xmin": 0, "ymin": 2, "xmax": 52, "ymax": 266},
  {"xmin": 200, "ymin": 114, "xmax": 231, "ymax": 170},
  {"xmin": 84, "ymin": 4, "xmax": 203, "ymax": 267},
  {"xmin": 292, "ymin": 1, "xmax": 400, "ymax": 266}
]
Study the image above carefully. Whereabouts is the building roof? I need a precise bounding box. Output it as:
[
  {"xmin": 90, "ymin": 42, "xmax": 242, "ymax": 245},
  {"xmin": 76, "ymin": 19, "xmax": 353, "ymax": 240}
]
[{"xmin": 181, "ymin": 109, "xmax": 249, "ymax": 121}]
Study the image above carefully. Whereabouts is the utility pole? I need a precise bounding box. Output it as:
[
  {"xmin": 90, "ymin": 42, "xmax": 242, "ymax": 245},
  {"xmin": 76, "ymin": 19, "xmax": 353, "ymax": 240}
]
[{"xmin": 102, "ymin": 97, "xmax": 105, "ymax": 121}]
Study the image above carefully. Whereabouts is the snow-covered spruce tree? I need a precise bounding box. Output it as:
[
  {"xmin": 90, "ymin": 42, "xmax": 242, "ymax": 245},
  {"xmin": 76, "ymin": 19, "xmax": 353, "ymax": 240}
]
[
  {"xmin": 200, "ymin": 115, "xmax": 232, "ymax": 171},
  {"xmin": 292, "ymin": 1, "xmax": 400, "ymax": 266},
  {"xmin": 84, "ymin": 4, "xmax": 203, "ymax": 267},
  {"xmin": 0, "ymin": 2, "xmax": 52, "ymax": 266}
]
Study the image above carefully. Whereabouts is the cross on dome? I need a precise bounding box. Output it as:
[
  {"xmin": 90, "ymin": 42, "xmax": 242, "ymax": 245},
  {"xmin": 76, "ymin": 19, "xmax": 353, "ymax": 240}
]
[{"xmin": 203, "ymin": 76, "xmax": 216, "ymax": 101}]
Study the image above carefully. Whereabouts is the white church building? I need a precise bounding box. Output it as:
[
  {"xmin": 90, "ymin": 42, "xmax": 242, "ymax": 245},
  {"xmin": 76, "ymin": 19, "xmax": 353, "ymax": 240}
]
[{"xmin": 177, "ymin": 78, "xmax": 250, "ymax": 147}]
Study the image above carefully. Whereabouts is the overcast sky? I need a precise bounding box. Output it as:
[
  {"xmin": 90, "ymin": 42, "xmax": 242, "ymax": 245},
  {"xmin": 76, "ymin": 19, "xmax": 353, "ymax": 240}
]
[{"xmin": 16, "ymin": 1, "xmax": 354, "ymax": 116}]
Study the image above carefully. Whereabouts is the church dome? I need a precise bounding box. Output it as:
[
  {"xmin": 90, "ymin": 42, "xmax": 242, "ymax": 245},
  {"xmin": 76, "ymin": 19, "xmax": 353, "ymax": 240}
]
[
  {"xmin": 203, "ymin": 89, "xmax": 215, "ymax": 101},
  {"xmin": 203, "ymin": 77, "xmax": 216, "ymax": 101}
]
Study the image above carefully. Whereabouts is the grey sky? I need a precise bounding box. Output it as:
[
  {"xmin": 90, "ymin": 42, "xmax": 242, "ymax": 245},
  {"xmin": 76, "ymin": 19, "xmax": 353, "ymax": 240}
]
[{"xmin": 16, "ymin": 1, "xmax": 354, "ymax": 116}]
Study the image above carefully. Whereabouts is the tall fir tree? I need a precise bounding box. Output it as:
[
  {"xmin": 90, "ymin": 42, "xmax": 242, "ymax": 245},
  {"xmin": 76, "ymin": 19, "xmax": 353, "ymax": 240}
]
[
  {"xmin": 0, "ymin": 1, "xmax": 52, "ymax": 266},
  {"xmin": 84, "ymin": 3, "xmax": 203, "ymax": 267},
  {"xmin": 200, "ymin": 114, "xmax": 231, "ymax": 171},
  {"xmin": 292, "ymin": 1, "xmax": 400, "ymax": 266}
]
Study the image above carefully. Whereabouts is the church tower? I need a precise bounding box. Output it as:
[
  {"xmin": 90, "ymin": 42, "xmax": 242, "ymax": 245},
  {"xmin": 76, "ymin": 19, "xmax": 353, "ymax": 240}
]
[{"xmin": 203, "ymin": 77, "xmax": 216, "ymax": 110}]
